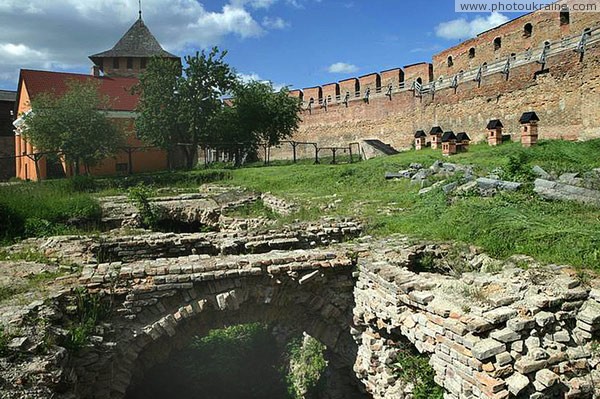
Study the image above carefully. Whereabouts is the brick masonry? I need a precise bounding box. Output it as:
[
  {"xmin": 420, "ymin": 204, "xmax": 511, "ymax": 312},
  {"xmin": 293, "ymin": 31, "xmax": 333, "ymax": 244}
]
[{"xmin": 270, "ymin": 8, "xmax": 600, "ymax": 161}]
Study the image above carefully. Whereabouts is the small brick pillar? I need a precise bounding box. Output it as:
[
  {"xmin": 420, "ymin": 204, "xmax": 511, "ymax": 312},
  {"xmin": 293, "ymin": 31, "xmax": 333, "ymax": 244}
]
[
  {"xmin": 520, "ymin": 111, "xmax": 540, "ymax": 147},
  {"xmin": 486, "ymin": 120, "xmax": 504, "ymax": 146},
  {"xmin": 429, "ymin": 126, "xmax": 443, "ymax": 150},
  {"xmin": 456, "ymin": 132, "xmax": 471, "ymax": 152},
  {"xmin": 414, "ymin": 130, "xmax": 427, "ymax": 150},
  {"xmin": 441, "ymin": 131, "xmax": 457, "ymax": 156}
]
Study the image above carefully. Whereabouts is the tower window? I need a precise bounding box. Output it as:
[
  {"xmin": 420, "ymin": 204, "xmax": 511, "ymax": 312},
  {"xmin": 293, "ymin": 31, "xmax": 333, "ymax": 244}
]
[
  {"xmin": 560, "ymin": 10, "xmax": 570, "ymax": 25},
  {"xmin": 127, "ymin": 57, "xmax": 133, "ymax": 69},
  {"xmin": 113, "ymin": 58, "xmax": 120, "ymax": 69},
  {"xmin": 524, "ymin": 23, "xmax": 533, "ymax": 37},
  {"xmin": 447, "ymin": 56, "xmax": 454, "ymax": 67},
  {"xmin": 494, "ymin": 37, "xmax": 502, "ymax": 51},
  {"xmin": 468, "ymin": 47, "xmax": 476, "ymax": 58}
]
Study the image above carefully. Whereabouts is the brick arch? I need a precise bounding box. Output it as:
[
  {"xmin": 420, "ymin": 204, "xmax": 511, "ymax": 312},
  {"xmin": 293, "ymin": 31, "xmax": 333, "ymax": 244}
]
[{"xmin": 67, "ymin": 253, "xmax": 361, "ymax": 399}]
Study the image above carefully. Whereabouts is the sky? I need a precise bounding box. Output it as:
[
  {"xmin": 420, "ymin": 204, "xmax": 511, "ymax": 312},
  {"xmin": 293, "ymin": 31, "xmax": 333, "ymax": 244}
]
[{"xmin": 0, "ymin": 0, "xmax": 526, "ymax": 92}]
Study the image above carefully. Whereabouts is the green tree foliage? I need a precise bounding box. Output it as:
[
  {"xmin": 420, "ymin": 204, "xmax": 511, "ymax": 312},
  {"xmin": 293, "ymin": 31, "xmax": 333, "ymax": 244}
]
[
  {"xmin": 285, "ymin": 335, "xmax": 328, "ymax": 399},
  {"xmin": 136, "ymin": 48, "xmax": 237, "ymax": 169},
  {"xmin": 134, "ymin": 57, "xmax": 184, "ymax": 169},
  {"xmin": 231, "ymin": 81, "xmax": 302, "ymax": 165},
  {"xmin": 22, "ymin": 79, "xmax": 124, "ymax": 177}
]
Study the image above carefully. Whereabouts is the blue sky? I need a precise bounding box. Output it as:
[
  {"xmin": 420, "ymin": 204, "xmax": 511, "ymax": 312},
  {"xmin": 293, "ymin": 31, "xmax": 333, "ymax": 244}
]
[{"xmin": 0, "ymin": 0, "xmax": 525, "ymax": 91}]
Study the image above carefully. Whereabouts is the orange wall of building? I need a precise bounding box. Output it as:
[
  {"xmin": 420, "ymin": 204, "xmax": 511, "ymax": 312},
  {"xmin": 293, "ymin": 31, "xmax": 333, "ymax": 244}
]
[
  {"xmin": 15, "ymin": 81, "xmax": 45, "ymax": 181},
  {"xmin": 14, "ymin": 83, "xmax": 168, "ymax": 181}
]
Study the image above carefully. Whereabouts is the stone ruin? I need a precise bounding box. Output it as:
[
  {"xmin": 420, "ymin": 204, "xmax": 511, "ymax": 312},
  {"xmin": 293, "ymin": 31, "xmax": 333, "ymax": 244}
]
[{"xmin": 1, "ymin": 188, "xmax": 600, "ymax": 399}]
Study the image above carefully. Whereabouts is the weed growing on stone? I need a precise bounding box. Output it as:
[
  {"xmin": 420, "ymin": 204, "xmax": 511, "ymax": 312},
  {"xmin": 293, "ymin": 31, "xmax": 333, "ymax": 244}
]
[
  {"xmin": 64, "ymin": 288, "xmax": 111, "ymax": 351},
  {"xmin": 392, "ymin": 349, "xmax": 444, "ymax": 399},
  {"xmin": 127, "ymin": 184, "xmax": 160, "ymax": 229},
  {"xmin": 0, "ymin": 248, "xmax": 51, "ymax": 264},
  {"xmin": 223, "ymin": 199, "xmax": 277, "ymax": 219}
]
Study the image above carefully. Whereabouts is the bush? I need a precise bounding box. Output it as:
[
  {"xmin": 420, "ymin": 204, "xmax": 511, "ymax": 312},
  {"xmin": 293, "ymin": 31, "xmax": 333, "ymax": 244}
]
[
  {"xmin": 127, "ymin": 184, "xmax": 160, "ymax": 229},
  {"xmin": 66, "ymin": 175, "xmax": 98, "ymax": 192},
  {"xmin": 285, "ymin": 335, "xmax": 327, "ymax": 399},
  {"xmin": 0, "ymin": 183, "xmax": 101, "ymax": 242}
]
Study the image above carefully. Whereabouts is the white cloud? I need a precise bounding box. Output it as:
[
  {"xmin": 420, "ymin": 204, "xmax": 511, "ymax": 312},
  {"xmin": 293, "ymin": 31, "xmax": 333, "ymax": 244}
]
[
  {"xmin": 237, "ymin": 72, "xmax": 287, "ymax": 91},
  {"xmin": 262, "ymin": 16, "xmax": 290, "ymax": 29},
  {"xmin": 327, "ymin": 62, "xmax": 359, "ymax": 74},
  {"xmin": 231, "ymin": 0, "xmax": 278, "ymax": 8},
  {"xmin": 435, "ymin": 12, "xmax": 509, "ymax": 40},
  {"xmin": 410, "ymin": 44, "xmax": 444, "ymax": 53},
  {"xmin": 0, "ymin": 0, "xmax": 290, "ymax": 89}
]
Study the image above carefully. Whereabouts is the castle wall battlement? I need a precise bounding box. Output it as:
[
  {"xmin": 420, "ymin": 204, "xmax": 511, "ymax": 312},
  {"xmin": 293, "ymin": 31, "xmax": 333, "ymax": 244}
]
[{"xmin": 274, "ymin": 8, "xmax": 600, "ymax": 161}]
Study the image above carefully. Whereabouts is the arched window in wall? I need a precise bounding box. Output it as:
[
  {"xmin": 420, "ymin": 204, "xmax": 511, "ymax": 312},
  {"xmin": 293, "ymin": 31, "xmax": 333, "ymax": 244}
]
[
  {"xmin": 524, "ymin": 23, "xmax": 533, "ymax": 37},
  {"xmin": 447, "ymin": 56, "xmax": 454, "ymax": 67},
  {"xmin": 560, "ymin": 9, "xmax": 570, "ymax": 25},
  {"xmin": 468, "ymin": 48, "xmax": 476, "ymax": 58},
  {"xmin": 375, "ymin": 74, "xmax": 382, "ymax": 90},
  {"xmin": 494, "ymin": 37, "xmax": 502, "ymax": 51},
  {"xmin": 416, "ymin": 77, "xmax": 423, "ymax": 85}
]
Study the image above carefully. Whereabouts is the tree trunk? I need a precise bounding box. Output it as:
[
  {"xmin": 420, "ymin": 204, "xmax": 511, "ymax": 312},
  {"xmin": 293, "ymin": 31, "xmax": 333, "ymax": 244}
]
[{"xmin": 33, "ymin": 156, "xmax": 42, "ymax": 183}]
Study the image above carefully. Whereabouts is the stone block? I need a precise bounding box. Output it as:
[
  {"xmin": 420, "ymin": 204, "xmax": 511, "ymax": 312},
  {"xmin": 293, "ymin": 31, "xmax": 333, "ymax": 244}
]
[
  {"xmin": 535, "ymin": 311, "xmax": 556, "ymax": 327},
  {"xmin": 535, "ymin": 369, "xmax": 559, "ymax": 388},
  {"xmin": 506, "ymin": 372, "xmax": 530, "ymax": 395},
  {"xmin": 507, "ymin": 317, "xmax": 535, "ymax": 332},
  {"xmin": 514, "ymin": 358, "xmax": 548, "ymax": 374},
  {"xmin": 483, "ymin": 307, "xmax": 518, "ymax": 325},
  {"xmin": 472, "ymin": 339, "xmax": 505, "ymax": 361},
  {"xmin": 577, "ymin": 300, "xmax": 600, "ymax": 325},
  {"xmin": 490, "ymin": 328, "xmax": 521, "ymax": 343}
]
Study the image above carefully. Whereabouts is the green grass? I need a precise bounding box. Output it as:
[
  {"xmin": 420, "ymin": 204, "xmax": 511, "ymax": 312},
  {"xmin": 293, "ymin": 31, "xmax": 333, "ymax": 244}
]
[
  {"xmin": 1, "ymin": 139, "xmax": 599, "ymax": 269},
  {"xmin": 0, "ymin": 181, "xmax": 102, "ymax": 243},
  {"xmin": 222, "ymin": 140, "xmax": 600, "ymax": 269}
]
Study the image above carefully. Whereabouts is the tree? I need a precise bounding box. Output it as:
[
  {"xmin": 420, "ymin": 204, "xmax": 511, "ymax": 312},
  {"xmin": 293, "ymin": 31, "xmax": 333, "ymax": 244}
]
[
  {"xmin": 135, "ymin": 57, "xmax": 184, "ymax": 169},
  {"xmin": 233, "ymin": 81, "xmax": 301, "ymax": 165},
  {"xmin": 136, "ymin": 47, "xmax": 238, "ymax": 169},
  {"xmin": 179, "ymin": 48, "xmax": 238, "ymax": 168},
  {"xmin": 22, "ymin": 79, "xmax": 124, "ymax": 178}
]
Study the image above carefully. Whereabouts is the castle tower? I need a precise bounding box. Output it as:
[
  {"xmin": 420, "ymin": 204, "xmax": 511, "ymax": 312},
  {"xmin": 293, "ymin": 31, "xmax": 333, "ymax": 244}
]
[{"xmin": 89, "ymin": 13, "xmax": 180, "ymax": 78}]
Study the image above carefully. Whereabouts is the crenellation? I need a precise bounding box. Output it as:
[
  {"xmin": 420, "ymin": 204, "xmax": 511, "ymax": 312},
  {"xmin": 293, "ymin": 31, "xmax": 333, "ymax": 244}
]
[{"xmin": 269, "ymin": 6, "xmax": 600, "ymax": 162}]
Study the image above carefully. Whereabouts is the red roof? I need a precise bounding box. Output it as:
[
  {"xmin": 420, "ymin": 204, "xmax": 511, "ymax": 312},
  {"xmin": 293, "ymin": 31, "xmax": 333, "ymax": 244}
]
[{"xmin": 19, "ymin": 69, "xmax": 139, "ymax": 112}]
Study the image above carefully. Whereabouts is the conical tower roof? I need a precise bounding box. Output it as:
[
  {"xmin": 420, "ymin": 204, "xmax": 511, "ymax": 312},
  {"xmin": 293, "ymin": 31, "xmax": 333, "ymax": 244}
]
[{"xmin": 89, "ymin": 17, "xmax": 178, "ymax": 63}]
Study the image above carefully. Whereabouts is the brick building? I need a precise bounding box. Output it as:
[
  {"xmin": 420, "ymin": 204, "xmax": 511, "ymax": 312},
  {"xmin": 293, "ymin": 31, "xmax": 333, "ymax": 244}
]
[
  {"xmin": 13, "ymin": 14, "xmax": 179, "ymax": 181},
  {"xmin": 0, "ymin": 90, "xmax": 16, "ymax": 180},
  {"xmin": 271, "ymin": 1, "xmax": 600, "ymax": 161}
]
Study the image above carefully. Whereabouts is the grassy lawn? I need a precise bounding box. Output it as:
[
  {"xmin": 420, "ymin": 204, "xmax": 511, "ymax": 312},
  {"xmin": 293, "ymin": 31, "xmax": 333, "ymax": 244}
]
[
  {"xmin": 1, "ymin": 139, "xmax": 599, "ymax": 269},
  {"xmin": 225, "ymin": 140, "xmax": 600, "ymax": 269}
]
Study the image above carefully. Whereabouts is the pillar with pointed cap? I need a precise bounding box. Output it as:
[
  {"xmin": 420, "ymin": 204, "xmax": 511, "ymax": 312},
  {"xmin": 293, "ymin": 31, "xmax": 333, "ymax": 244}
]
[
  {"xmin": 429, "ymin": 126, "xmax": 443, "ymax": 149},
  {"xmin": 414, "ymin": 130, "xmax": 427, "ymax": 150},
  {"xmin": 487, "ymin": 119, "xmax": 504, "ymax": 146},
  {"xmin": 441, "ymin": 131, "xmax": 457, "ymax": 156},
  {"xmin": 520, "ymin": 111, "xmax": 540, "ymax": 147},
  {"xmin": 89, "ymin": 14, "xmax": 180, "ymax": 78}
]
